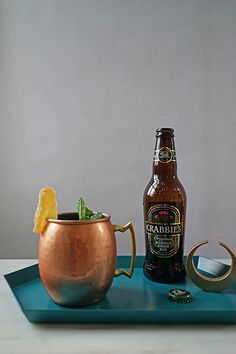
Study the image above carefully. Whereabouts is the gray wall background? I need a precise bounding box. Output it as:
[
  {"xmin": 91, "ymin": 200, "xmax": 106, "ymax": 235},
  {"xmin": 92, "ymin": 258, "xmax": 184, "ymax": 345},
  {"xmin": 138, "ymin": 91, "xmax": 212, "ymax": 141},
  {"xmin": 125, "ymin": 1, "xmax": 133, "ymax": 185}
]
[{"xmin": 0, "ymin": 0, "xmax": 236, "ymax": 259}]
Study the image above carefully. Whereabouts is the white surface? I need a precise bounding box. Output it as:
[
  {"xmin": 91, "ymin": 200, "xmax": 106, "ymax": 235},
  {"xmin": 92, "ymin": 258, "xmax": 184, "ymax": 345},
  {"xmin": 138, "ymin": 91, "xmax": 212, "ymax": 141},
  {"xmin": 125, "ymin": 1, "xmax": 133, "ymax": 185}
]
[
  {"xmin": 1, "ymin": 1, "xmax": 236, "ymax": 259},
  {"xmin": 0, "ymin": 259, "xmax": 236, "ymax": 354}
]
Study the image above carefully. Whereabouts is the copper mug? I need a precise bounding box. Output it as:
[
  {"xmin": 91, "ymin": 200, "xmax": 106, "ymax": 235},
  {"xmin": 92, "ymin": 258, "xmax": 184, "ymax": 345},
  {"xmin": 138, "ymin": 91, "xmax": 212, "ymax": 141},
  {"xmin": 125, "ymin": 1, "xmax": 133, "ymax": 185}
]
[{"xmin": 38, "ymin": 213, "xmax": 136, "ymax": 306}]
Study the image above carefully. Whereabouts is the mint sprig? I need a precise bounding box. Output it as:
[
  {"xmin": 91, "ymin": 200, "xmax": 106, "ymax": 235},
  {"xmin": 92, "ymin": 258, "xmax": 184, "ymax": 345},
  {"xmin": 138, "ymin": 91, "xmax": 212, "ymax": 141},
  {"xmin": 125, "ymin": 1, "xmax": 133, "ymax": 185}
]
[{"xmin": 77, "ymin": 197, "xmax": 103, "ymax": 220}]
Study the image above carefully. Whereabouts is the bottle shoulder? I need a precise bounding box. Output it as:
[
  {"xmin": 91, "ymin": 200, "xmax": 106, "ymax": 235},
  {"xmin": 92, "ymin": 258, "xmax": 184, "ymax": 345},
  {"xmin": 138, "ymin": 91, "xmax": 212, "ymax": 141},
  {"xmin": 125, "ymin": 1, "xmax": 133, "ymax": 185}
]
[{"xmin": 143, "ymin": 177, "xmax": 186, "ymax": 202}]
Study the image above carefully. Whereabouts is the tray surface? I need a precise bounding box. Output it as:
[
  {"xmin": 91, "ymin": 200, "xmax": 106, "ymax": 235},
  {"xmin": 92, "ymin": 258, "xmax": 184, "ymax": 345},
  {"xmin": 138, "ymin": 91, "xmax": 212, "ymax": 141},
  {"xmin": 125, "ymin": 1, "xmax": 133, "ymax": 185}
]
[{"xmin": 4, "ymin": 256, "xmax": 236, "ymax": 323}]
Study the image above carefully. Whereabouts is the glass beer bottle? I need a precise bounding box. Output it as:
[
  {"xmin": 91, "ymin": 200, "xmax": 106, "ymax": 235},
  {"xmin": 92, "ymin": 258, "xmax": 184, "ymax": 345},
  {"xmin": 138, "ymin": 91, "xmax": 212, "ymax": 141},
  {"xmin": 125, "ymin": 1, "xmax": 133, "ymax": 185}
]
[{"xmin": 143, "ymin": 128, "xmax": 187, "ymax": 283}]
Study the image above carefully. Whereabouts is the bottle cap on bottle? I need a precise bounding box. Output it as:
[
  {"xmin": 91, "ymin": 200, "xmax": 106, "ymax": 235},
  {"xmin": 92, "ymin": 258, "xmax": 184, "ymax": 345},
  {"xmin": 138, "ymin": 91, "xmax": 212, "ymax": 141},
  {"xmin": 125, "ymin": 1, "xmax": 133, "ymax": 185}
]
[
  {"xmin": 156, "ymin": 128, "xmax": 174, "ymax": 137},
  {"xmin": 167, "ymin": 289, "xmax": 192, "ymax": 303}
]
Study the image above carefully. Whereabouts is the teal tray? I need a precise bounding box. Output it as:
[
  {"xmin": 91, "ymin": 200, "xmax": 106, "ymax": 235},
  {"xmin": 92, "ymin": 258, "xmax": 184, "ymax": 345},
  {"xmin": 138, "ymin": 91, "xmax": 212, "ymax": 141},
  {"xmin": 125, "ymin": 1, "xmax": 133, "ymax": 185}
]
[{"xmin": 4, "ymin": 256, "xmax": 236, "ymax": 324}]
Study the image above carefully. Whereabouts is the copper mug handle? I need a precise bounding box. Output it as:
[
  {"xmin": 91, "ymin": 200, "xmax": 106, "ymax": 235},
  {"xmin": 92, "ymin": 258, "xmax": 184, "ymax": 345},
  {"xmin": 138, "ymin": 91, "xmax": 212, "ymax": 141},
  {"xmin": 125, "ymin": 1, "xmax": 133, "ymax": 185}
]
[{"xmin": 113, "ymin": 222, "xmax": 136, "ymax": 278}]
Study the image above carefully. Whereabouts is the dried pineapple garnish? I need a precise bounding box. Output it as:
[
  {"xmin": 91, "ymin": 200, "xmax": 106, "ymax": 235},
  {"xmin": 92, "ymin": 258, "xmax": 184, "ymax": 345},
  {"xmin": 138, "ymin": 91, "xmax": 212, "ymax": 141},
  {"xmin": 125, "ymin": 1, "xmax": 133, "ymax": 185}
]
[{"xmin": 33, "ymin": 187, "xmax": 58, "ymax": 234}]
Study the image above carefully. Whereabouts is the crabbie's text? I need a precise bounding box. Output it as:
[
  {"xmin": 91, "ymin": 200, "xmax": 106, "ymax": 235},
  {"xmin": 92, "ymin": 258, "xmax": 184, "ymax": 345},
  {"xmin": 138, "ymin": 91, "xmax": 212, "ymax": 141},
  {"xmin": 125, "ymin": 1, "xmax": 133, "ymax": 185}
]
[{"xmin": 145, "ymin": 222, "xmax": 182, "ymax": 235}]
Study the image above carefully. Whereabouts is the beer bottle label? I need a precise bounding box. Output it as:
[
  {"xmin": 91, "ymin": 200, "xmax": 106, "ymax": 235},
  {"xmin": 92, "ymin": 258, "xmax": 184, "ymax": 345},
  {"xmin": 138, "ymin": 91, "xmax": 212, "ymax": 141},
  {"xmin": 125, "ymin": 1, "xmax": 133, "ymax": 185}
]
[
  {"xmin": 145, "ymin": 204, "xmax": 182, "ymax": 258},
  {"xmin": 154, "ymin": 147, "xmax": 176, "ymax": 163}
]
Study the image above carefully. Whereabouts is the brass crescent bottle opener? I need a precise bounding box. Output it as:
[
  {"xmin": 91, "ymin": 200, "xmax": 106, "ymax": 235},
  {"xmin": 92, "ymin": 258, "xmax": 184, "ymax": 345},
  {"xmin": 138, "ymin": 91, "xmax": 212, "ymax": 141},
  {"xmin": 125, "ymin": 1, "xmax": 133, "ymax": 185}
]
[{"xmin": 186, "ymin": 241, "xmax": 236, "ymax": 292}]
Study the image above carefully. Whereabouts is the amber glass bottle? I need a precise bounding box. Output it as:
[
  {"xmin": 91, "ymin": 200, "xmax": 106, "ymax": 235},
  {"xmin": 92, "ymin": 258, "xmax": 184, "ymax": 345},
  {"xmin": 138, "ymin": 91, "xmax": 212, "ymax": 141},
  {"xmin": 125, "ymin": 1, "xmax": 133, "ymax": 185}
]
[{"xmin": 143, "ymin": 128, "xmax": 187, "ymax": 283}]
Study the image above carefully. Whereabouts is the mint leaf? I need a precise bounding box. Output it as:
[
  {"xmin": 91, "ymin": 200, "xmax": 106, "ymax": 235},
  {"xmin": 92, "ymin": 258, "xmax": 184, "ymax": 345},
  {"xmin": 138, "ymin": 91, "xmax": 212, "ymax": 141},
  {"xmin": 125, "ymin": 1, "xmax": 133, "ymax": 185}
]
[
  {"xmin": 77, "ymin": 197, "xmax": 86, "ymax": 220},
  {"xmin": 90, "ymin": 212, "xmax": 103, "ymax": 220},
  {"xmin": 85, "ymin": 207, "xmax": 93, "ymax": 218}
]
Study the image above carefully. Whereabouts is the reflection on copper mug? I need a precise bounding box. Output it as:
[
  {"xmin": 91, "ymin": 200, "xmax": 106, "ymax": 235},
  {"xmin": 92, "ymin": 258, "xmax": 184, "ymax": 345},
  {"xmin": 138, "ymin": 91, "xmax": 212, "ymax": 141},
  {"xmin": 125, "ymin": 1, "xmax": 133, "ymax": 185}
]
[{"xmin": 38, "ymin": 213, "xmax": 136, "ymax": 307}]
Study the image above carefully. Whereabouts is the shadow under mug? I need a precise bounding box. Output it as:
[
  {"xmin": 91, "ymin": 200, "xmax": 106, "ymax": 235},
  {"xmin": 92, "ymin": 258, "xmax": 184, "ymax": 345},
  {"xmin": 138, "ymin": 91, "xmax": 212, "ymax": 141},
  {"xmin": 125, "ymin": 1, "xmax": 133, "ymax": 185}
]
[{"xmin": 38, "ymin": 213, "xmax": 136, "ymax": 306}]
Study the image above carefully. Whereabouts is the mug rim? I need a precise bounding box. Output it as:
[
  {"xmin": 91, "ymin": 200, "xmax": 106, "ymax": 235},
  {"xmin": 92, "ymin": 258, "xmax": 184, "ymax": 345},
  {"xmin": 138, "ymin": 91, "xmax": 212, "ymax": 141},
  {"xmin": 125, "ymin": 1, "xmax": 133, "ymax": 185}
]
[{"xmin": 47, "ymin": 212, "xmax": 110, "ymax": 225}]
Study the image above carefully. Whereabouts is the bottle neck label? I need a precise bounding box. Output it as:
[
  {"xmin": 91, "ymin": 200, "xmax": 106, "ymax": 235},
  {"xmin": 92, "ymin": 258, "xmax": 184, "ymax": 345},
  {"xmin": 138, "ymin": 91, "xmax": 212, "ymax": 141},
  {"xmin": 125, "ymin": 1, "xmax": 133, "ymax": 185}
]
[
  {"xmin": 145, "ymin": 203, "xmax": 182, "ymax": 258},
  {"xmin": 154, "ymin": 147, "xmax": 176, "ymax": 164}
]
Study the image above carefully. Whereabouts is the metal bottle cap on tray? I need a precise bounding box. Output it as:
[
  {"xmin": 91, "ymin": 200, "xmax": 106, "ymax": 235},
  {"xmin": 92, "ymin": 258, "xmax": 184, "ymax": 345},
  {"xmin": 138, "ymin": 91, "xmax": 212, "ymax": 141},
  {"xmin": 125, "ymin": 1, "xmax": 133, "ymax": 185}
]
[{"xmin": 167, "ymin": 289, "xmax": 193, "ymax": 303}]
